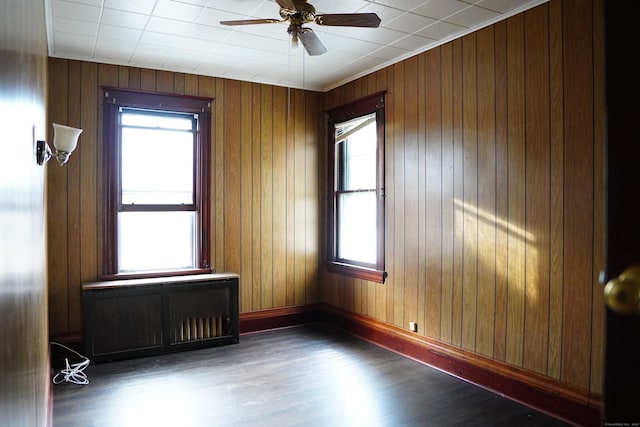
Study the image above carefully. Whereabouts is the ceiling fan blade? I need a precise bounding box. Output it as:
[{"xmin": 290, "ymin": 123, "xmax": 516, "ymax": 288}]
[
  {"xmin": 276, "ymin": 0, "xmax": 297, "ymax": 11},
  {"xmin": 315, "ymin": 13, "xmax": 381, "ymax": 28},
  {"xmin": 220, "ymin": 18, "xmax": 282, "ymax": 26},
  {"xmin": 298, "ymin": 28, "xmax": 327, "ymax": 56}
]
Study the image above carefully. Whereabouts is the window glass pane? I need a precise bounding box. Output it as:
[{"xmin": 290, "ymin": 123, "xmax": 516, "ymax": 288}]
[
  {"xmin": 121, "ymin": 112, "xmax": 193, "ymax": 130},
  {"xmin": 338, "ymin": 192, "xmax": 376, "ymax": 264},
  {"xmin": 336, "ymin": 116, "xmax": 376, "ymax": 191},
  {"xmin": 118, "ymin": 211, "xmax": 195, "ymax": 272},
  {"xmin": 121, "ymin": 127, "xmax": 194, "ymax": 205}
]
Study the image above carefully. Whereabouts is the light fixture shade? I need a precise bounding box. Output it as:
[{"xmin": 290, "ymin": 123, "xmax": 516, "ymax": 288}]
[{"xmin": 52, "ymin": 123, "xmax": 82, "ymax": 153}]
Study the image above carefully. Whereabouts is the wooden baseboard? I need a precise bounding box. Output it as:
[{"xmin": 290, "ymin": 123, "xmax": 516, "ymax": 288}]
[
  {"xmin": 239, "ymin": 304, "xmax": 323, "ymax": 334},
  {"xmin": 320, "ymin": 304, "xmax": 602, "ymax": 427}
]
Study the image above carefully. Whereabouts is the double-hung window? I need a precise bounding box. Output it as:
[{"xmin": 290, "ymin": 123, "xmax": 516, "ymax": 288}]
[
  {"xmin": 327, "ymin": 92, "xmax": 386, "ymax": 283},
  {"xmin": 102, "ymin": 88, "xmax": 212, "ymax": 278}
]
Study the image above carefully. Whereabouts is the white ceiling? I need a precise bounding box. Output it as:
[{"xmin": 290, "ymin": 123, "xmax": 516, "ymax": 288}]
[{"xmin": 45, "ymin": 0, "xmax": 547, "ymax": 92}]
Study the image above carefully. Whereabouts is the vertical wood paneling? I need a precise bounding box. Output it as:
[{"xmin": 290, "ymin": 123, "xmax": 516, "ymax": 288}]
[
  {"xmin": 80, "ymin": 61, "xmax": 98, "ymax": 290},
  {"xmin": 272, "ymin": 87, "xmax": 288, "ymax": 308},
  {"xmin": 212, "ymin": 77, "xmax": 225, "ymax": 270},
  {"xmin": 240, "ymin": 81, "xmax": 253, "ymax": 313},
  {"xmin": 47, "ymin": 58, "xmax": 69, "ymax": 334},
  {"xmin": 505, "ymin": 15, "xmax": 526, "ymax": 367},
  {"xmin": 305, "ymin": 91, "xmax": 320, "ymax": 304},
  {"xmin": 392, "ymin": 63, "xmax": 405, "ymax": 328},
  {"xmin": 425, "ymin": 48, "xmax": 442, "ymax": 340},
  {"xmin": 223, "ymin": 79, "xmax": 241, "ymax": 289},
  {"xmin": 128, "ymin": 67, "xmax": 141, "ymax": 90},
  {"xmin": 547, "ymin": 0, "xmax": 564, "ymax": 380},
  {"xmin": 286, "ymin": 89, "xmax": 297, "ymax": 307},
  {"xmin": 384, "ymin": 65, "xmax": 395, "ymax": 324},
  {"xmin": 156, "ymin": 70, "xmax": 174, "ymax": 93},
  {"xmin": 118, "ymin": 66, "xmax": 128, "ymax": 88},
  {"xmin": 417, "ymin": 52, "xmax": 428, "ymax": 337},
  {"xmin": 174, "ymin": 73, "xmax": 185, "ymax": 95},
  {"xmin": 561, "ymin": 0, "xmax": 594, "ymax": 390},
  {"xmin": 523, "ymin": 6, "xmax": 551, "ymax": 375},
  {"xmin": 67, "ymin": 61, "xmax": 83, "ymax": 332},
  {"xmin": 451, "ymin": 38, "xmax": 464, "ymax": 347},
  {"xmin": 461, "ymin": 34, "xmax": 478, "ymax": 351},
  {"xmin": 252, "ymin": 83, "xmax": 263, "ymax": 310},
  {"xmin": 493, "ymin": 20, "xmax": 509, "ymax": 363},
  {"xmin": 294, "ymin": 89, "xmax": 306, "ymax": 306},
  {"xmin": 439, "ymin": 43, "xmax": 454, "ymax": 344},
  {"xmin": 140, "ymin": 68, "xmax": 155, "ymax": 91},
  {"xmin": 475, "ymin": 26, "xmax": 497, "ymax": 358},
  {"xmin": 404, "ymin": 56, "xmax": 420, "ymax": 332},
  {"xmin": 261, "ymin": 85, "xmax": 274, "ymax": 309}
]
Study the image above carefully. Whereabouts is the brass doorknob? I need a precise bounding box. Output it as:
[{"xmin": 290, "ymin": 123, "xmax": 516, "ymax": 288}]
[{"xmin": 604, "ymin": 265, "xmax": 640, "ymax": 315}]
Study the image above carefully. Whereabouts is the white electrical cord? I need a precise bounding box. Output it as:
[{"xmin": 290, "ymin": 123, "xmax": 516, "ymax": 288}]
[{"xmin": 51, "ymin": 342, "xmax": 90, "ymax": 385}]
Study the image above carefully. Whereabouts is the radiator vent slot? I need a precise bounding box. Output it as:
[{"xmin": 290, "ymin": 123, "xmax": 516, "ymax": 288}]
[
  {"xmin": 177, "ymin": 316, "xmax": 227, "ymax": 342},
  {"xmin": 170, "ymin": 287, "xmax": 232, "ymax": 345}
]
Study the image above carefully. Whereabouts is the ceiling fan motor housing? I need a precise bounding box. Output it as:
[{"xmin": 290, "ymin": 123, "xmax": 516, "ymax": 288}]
[{"xmin": 280, "ymin": 1, "xmax": 316, "ymax": 24}]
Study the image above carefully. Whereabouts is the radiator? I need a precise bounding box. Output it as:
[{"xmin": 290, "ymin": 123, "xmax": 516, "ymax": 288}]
[{"xmin": 82, "ymin": 273, "xmax": 239, "ymax": 362}]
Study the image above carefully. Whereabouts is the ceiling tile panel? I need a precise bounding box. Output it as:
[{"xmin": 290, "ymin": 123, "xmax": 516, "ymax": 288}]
[
  {"xmin": 98, "ymin": 24, "xmax": 143, "ymax": 42},
  {"xmin": 103, "ymin": 0, "xmax": 157, "ymax": 15},
  {"xmin": 411, "ymin": 0, "xmax": 472, "ymax": 20},
  {"xmin": 391, "ymin": 34, "xmax": 437, "ymax": 50},
  {"xmin": 52, "ymin": 0, "xmax": 102, "ymax": 22},
  {"xmin": 446, "ymin": 5, "xmax": 501, "ymax": 28},
  {"xmin": 153, "ymin": 0, "xmax": 205, "ymax": 22},
  {"xmin": 51, "ymin": 32, "xmax": 96, "ymax": 57},
  {"xmin": 477, "ymin": 0, "xmax": 534, "ymax": 13},
  {"xmin": 53, "ymin": 17, "xmax": 99, "ymax": 37},
  {"xmin": 207, "ymin": 0, "xmax": 268, "ymax": 15},
  {"xmin": 100, "ymin": 8, "xmax": 150, "ymax": 29},
  {"xmin": 372, "ymin": 0, "xmax": 429, "ymax": 11},
  {"xmin": 416, "ymin": 20, "xmax": 468, "ymax": 40},
  {"xmin": 146, "ymin": 16, "xmax": 194, "ymax": 35},
  {"xmin": 357, "ymin": 3, "xmax": 405, "ymax": 23},
  {"xmin": 94, "ymin": 38, "xmax": 138, "ymax": 61},
  {"xmin": 139, "ymin": 31, "xmax": 185, "ymax": 48},
  {"xmin": 177, "ymin": 37, "xmax": 220, "ymax": 53},
  {"xmin": 383, "ymin": 12, "xmax": 437, "ymax": 33}
]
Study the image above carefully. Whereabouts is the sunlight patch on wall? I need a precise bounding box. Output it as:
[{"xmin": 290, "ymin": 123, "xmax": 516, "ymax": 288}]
[{"xmin": 454, "ymin": 199, "xmax": 538, "ymax": 302}]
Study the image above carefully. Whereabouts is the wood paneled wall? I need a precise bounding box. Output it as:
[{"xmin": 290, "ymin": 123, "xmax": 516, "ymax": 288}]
[
  {"xmin": 47, "ymin": 63, "xmax": 322, "ymax": 336},
  {"xmin": 0, "ymin": 0, "xmax": 51, "ymax": 425},
  {"xmin": 323, "ymin": 0, "xmax": 605, "ymax": 397}
]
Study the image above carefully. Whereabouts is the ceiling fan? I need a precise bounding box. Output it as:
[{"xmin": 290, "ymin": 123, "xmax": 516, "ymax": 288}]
[{"xmin": 219, "ymin": 0, "xmax": 381, "ymax": 56}]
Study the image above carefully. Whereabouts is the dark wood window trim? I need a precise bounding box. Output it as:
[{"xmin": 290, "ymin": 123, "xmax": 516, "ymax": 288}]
[
  {"xmin": 102, "ymin": 87, "xmax": 213, "ymax": 280},
  {"xmin": 326, "ymin": 91, "xmax": 387, "ymax": 283}
]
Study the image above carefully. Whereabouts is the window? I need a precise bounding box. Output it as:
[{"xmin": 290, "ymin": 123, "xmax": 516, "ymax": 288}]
[
  {"xmin": 327, "ymin": 92, "xmax": 386, "ymax": 283},
  {"xmin": 102, "ymin": 88, "xmax": 212, "ymax": 278}
]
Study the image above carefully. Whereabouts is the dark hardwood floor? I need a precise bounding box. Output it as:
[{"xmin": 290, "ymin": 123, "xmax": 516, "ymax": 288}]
[{"xmin": 53, "ymin": 324, "xmax": 570, "ymax": 427}]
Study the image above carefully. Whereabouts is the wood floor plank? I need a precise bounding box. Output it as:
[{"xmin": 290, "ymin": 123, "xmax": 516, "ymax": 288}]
[{"xmin": 53, "ymin": 324, "xmax": 569, "ymax": 427}]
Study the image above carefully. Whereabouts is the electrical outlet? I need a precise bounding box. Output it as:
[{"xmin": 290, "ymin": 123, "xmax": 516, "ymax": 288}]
[{"xmin": 409, "ymin": 322, "xmax": 417, "ymax": 332}]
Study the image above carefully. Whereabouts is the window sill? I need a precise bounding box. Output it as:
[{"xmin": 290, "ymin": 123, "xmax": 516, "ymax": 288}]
[
  {"xmin": 326, "ymin": 261, "xmax": 386, "ymax": 284},
  {"xmin": 100, "ymin": 268, "xmax": 214, "ymax": 281}
]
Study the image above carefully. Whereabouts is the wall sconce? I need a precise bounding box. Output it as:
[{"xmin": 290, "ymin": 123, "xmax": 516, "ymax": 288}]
[{"xmin": 36, "ymin": 123, "xmax": 83, "ymax": 166}]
